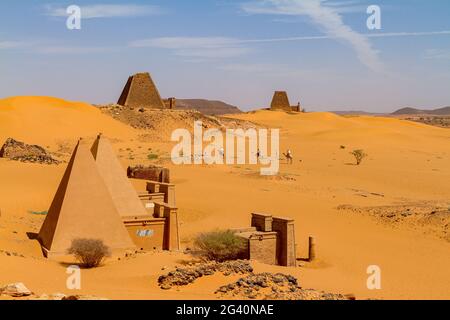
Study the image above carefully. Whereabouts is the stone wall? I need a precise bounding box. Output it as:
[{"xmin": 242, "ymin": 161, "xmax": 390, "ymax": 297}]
[
  {"xmin": 127, "ymin": 165, "xmax": 170, "ymax": 183},
  {"xmin": 272, "ymin": 217, "xmax": 297, "ymax": 267},
  {"xmin": 251, "ymin": 213, "xmax": 273, "ymax": 232},
  {"xmin": 124, "ymin": 218, "xmax": 166, "ymax": 251},
  {"xmin": 234, "ymin": 213, "xmax": 297, "ymax": 267},
  {"xmin": 163, "ymin": 97, "xmax": 176, "ymax": 109},
  {"xmin": 248, "ymin": 232, "xmax": 278, "ymax": 265}
]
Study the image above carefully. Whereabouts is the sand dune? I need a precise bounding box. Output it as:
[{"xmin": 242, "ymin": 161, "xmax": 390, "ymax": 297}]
[
  {"xmin": 1, "ymin": 97, "xmax": 449, "ymax": 300},
  {"xmin": 0, "ymin": 96, "xmax": 135, "ymax": 147}
]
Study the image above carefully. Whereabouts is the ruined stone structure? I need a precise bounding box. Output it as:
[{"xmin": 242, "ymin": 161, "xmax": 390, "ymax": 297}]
[
  {"xmin": 118, "ymin": 72, "xmax": 166, "ymax": 109},
  {"xmin": 131, "ymin": 181, "xmax": 179, "ymax": 251},
  {"xmin": 37, "ymin": 140, "xmax": 135, "ymax": 258},
  {"xmin": 127, "ymin": 165, "xmax": 170, "ymax": 183},
  {"xmin": 0, "ymin": 138, "xmax": 59, "ymax": 164},
  {"xmin": 163, "ymin": 97, "xmax": 176, "ymax": 109},
  {"xmin": 270, "ymin": 91, "xmax": 301, "ymax": 112},
  {"xmin": 233, "ymin": 213, "xmax": 297, "ymax": 267},
  {"xmin": 37, "ymin": 135, "xmax": 180, "ymax": 258}
]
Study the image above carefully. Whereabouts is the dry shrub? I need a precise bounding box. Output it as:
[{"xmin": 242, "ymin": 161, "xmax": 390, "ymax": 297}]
[
  {"xmin": 194, "ymin": 230, "xmax": 248, "ymax": 262},
  {"xmin": 67, "ymin": 239, "xmax": 111, "ymax": 268},
  {"xmin": 350, "ymin": 149, "xmax": 367, "ymax": 165}
]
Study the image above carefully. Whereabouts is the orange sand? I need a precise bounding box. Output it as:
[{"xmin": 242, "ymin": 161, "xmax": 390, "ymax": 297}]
[{"xmin": 0, "ymin": 97, "xmax": 449, "ymax": 300}]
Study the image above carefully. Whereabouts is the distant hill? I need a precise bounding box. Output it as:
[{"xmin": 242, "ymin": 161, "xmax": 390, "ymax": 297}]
[
  {"xmin": 176, "ymin": 99, "xmax": 242, "ymax": 115},
  {"xmin": 392, "ymin": 106, "xmax": 450, "ymax": 115}
]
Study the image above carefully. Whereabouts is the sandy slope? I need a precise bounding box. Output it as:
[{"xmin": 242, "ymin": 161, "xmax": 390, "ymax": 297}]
[
  {"xmin": 0, "ymin": 96, "xmax": 135, "ymax": 148},
  {"xmin": 0, "ymin": 97, "xmax": 449, "ymax": 300}
]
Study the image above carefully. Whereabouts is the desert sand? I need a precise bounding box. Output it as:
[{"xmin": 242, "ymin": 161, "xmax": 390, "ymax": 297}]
[{"xmin": 0, "ymin": 96, "xmax": 449, "ymax": 300}]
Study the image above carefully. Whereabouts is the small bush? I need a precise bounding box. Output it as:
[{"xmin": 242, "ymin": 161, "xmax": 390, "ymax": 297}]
[
  {"xmin": 147, "ymin": 153, "xmax": 159, "ymax": 160},
  {"xmin": 194, "ymin": 230, "xmax": 248, "ymax": 262},
  {"xmin": 350, "ymin": 149, "xmax": 367, "ymax": 165},
  {"xmin": 67, "ymin": 239, "xmax": 111, "ymax": 268}
]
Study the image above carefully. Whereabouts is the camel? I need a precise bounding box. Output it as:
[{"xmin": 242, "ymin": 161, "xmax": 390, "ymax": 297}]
[{"xmin": 283, "ymin": 150, "xmax": 293, "ymax": 164}]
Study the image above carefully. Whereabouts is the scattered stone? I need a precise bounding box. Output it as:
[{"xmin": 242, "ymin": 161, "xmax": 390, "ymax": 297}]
[
  {"xmin": 337, "ymin": 202, "xmax": 450, "ymax": 242},
  {"xmin": 0, "ymin": 283, "xmax": 33, "ymax": 297},
  {"xmin": 62, "ymin": 295, "xmax": 108, "ymax": 300},
  {"xmin": 215, "ymin": 273, "xmax": 348, "ymax": 300},
  {"xmin": 30, "ymin": 293, "xmax": 107, "ymax": 300},
  {"xmin": 160, "ymin": 284, "xmax": 172, "ymax": 290},
  {"xmin": 158, "ymin": 260, "xmax": 253, "ymax": 289},
  {"xmin": 32, "ymin": 293, "xmax": 66, "ymax": 300},
  {"xmin": 0, "ymin": 138, "xmax": 60, "ymax": 165},
  {"xmin": 127, "ymin": 165, "xmax": 170, "ymax": 183},
  {"xmin": 98, "ymin": 105, "xmax": 259, "ymax": 141}
]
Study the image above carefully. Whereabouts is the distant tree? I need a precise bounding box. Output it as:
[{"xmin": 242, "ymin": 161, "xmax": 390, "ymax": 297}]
[{"xmin": 350, "ymin": 149, "xmax": 367, "ymax": 165}]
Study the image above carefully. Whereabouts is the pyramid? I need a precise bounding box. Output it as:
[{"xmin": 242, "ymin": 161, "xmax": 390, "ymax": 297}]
[
  {"xmin": 117, "ymin": 72, "xmax": 166, "ymax": 109},
  {"xmin": 91, "ymin": 134, "xmax": 148, "ymax": 219},
  {"xmin": 270, "ymin": 91, "xmax": 292, "ymax": 111},
  {"xmin": 38, "ymin": 140, "xmax": 135, "ymax": 258}
]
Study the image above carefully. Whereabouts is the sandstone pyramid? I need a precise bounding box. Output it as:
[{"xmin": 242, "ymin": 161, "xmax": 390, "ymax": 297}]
[
  {"xmin": 91, "ymin": 134, "xmax": 148, "ymax": 219},
  {"xmin": 38, "ymin": 139, "xmax": 135, "ymax": 258},
  {"xmin": 117, "ymin": 72, "xmax": 165, "ymax": 109},
  {"xmin": 271, "ymin": 91, "xmax": 292, "ymax": 111}
]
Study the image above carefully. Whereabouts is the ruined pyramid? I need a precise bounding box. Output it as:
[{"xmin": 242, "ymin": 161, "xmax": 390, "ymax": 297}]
[
  {"xmin": 91, "ymin": 134, "xmax": 148, "ymax": 219},
  {"xmin": 117, "ymin": 72, "xmax": 166, "ymax": 109},
  {"xmin": 271, "ymin": 91, "xmax": 292, "ymax": 111},
  {"xmin": 38, "ymin": 139, "xmax": 135, "ymax": 258}
]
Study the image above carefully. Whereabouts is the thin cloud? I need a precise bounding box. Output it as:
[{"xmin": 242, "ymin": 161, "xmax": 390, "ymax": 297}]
[
  {"xmin": 243, "ymin": 0, "xmax": 366, "ymax": 15},
  {"xmin": 0, "ymin": 41, "xmax": 29, "ymax": 49},
  {"xmin": 424, "ymin": 49, "xmax": 450, "ymax": 60},
  {"xmin": 45, "ymin": 4, "xmax": 163, "ymax": 19},
  {"xmin": 36, "ymin": 46, "xmax": 117, "ymax": 54},
  {"xmin": 130, "ymin": 30, "xmax": 450, "ymax": 61},
  {"xmin": 130, "ymin": 37, "xmax": 250, "ymax": 59},
  {"xmin": 241, "ymin": 0, "xmax": 385, "ymax": 72},
  {"xmin": 218, "ymin": 63, "xmax": 306, "ymax": 77},
  {"xmin": 239, "ymin": 30, "xmax": 450, "ymax": 43}
]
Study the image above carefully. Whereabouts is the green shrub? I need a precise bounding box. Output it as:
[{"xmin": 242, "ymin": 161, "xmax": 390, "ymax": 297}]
[
  {"xmin": 194, "ymin": 230, "xmax": 248, "ymax": 262},
  {"xmin": 67, "ymin": 239, "xmax": 111, "ymax": 268},
  {"xmin": 147, "ymin": 153, "xmax": 159, "ymax": 160}
]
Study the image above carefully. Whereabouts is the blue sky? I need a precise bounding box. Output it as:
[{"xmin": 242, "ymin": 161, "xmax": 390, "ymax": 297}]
[{"xmin": 1, "ymin": 0, "xmax": 449, "ymax": 112}]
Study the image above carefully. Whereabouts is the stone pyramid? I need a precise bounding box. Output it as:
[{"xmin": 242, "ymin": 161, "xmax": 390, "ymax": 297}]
[
  {"xmin": 91, "ymin": 134, "xmax": 148, "ymax": 219},
  {"xmin": 117, "ymin": 72, "xmax": 165, "ymax": 109},
  {"xmin": 38, "ymin": 139, "xmax": 135, "ymax": 258},
  {"xmin": 270, "ymin": 91, "xmax": 292, "ymax": 111}
]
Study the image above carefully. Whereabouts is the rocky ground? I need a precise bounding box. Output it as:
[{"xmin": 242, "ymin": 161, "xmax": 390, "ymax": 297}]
[
  {"xmin": 402, "ymin": 116, "xmax": 450, "ymax": 128},
  {"xmin": 0, "ymin": 138, "xmax": 60, "ymax": 165},
  {"xmin": 337, "ymin": 201, "xmax": 450, "ymax": 242},
  {"xmin": 158, "ymin": 260, "xmax": 253, "ymax": 289},
  {"xmin": 159, "ymin": 260, "xmax": 350, "ymax": 300},
  {"xmin": 98, "ymin": 104, "xmax": 261, "ymax": 141},
  {"xmin": 0, "ymin": 282, "xmax": 107, "ymax": 300},
  {"xmin": 216, "ymin": 273, "xmax": 350, "ymax": 300}
]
